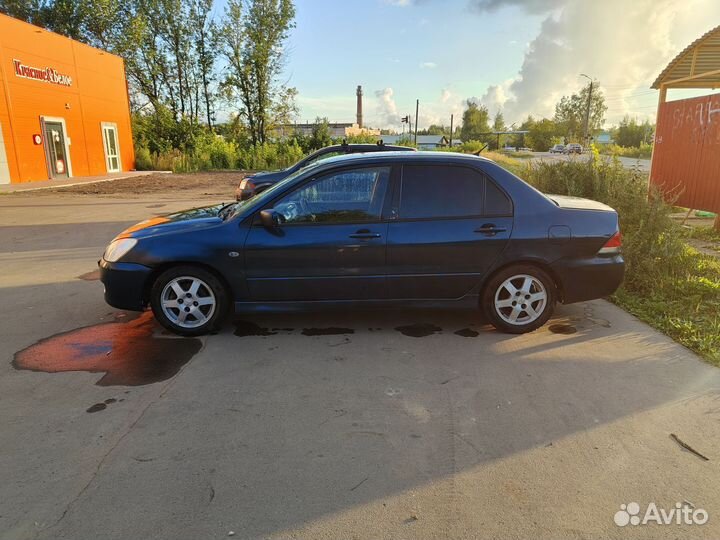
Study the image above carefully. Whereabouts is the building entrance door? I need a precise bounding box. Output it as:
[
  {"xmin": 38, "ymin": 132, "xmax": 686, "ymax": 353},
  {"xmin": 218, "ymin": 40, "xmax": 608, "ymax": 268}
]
[
  {"xmin": 42, "ymin": 120, "xmax": 70, "ymax": 179},
  {"xmin": 102, "ymin": 123, "xmax": 121, "ymax": 173}
]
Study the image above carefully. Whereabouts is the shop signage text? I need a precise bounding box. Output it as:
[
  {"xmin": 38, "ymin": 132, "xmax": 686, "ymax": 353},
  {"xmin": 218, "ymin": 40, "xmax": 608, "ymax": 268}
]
[{"xmin": 12, "ymin": 59, "xmax": 73, "ymax": 87}]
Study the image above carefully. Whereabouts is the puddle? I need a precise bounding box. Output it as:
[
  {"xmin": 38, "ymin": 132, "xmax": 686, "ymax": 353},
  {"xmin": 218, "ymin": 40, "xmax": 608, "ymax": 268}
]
[
  {"xmin": 13, "ymin": 312, "xmax": 202, "ymax": 386},
  {"xmin": 454, "ymin": 328, "xmax": 479, "ymax": 338},
  {"xmin": 234, "ymin": 321, "xmax": 277, "ymax": 337},
  {"xmin": 395, "ymin": 323, "xmax": 442, "ymax": 338},
  {"xmin": 549, "ymin": 323, "xmax": 577, "ymax": 335},
  {"xmin": 78, "ymin": 270, "xmax": 101, "ymax": 281},
  {"xmin": 301, "ymin": 327, "xmax": 354, "ymax": 336},
  {"xmin": 86, "ymin": 403, "xmax": 107, "ymax": 413}
]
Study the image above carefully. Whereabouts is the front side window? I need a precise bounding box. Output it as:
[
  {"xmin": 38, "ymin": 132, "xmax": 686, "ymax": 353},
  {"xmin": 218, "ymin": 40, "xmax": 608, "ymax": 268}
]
[
  {"xmin": 399, "ymin": 165, "xmax": 485, "ymax": 219},
  {"xmin": 273, "ymin": 166, "xmax": 391, "ymax": 224}
]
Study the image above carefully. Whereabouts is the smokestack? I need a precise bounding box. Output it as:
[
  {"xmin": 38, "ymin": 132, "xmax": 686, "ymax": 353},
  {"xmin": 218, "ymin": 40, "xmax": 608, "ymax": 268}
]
[{"xmin": 356, "ymin": 85, "xmax": 363, "ymax": 128}]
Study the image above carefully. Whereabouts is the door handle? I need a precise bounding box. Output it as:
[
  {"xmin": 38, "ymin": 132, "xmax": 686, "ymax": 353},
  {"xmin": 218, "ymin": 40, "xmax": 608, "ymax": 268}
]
[
  {"xmin": 349, "ymin": 233, "xmax": 381, "ymax": 239},
  {"xmin": 474, "ymin": 224, "xmax": 507, "ymax": 235}
]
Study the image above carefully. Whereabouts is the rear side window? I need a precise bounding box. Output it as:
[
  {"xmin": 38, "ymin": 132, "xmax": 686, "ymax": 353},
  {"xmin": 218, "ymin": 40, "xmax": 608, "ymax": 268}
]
[
  {"xmin": 399, "ymin": 165, "xmax": 485, "ymax": 219},
  {"xmin": 485, "ymin": 178, "xmax": 513, "ymax": 216}
]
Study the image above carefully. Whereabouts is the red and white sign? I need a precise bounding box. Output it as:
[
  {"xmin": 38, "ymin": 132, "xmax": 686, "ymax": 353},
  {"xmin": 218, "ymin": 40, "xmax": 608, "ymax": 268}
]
[
  {"xmin": 32, "ymin": 134, "xmax": 42, "ymax": 145},
  {"xmin": 13, "ymin": 59, "xmax": 72, "ymax": 87}
]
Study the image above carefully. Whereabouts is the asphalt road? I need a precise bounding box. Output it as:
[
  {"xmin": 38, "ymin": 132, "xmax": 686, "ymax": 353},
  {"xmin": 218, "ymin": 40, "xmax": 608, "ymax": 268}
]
[
  {"xmin": 1, "ymin": 190, "xmax": 719, "ymax": 540},
  {"xmin": 528, "ymin": 152, "xmax": 652, "ymax": 172}
]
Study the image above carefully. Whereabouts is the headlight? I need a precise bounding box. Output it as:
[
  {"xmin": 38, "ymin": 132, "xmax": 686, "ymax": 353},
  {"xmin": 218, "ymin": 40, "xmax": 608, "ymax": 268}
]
[{"xmin": 103, "ymin": 238, "xmax": 138, "ymax": 262}]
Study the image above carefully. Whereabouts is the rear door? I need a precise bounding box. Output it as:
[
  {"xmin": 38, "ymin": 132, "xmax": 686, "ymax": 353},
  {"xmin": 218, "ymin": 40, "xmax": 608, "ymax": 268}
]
[
  {"xmin": 243, "ymin": 165, "xmax": 392, "ymax": 301},
  {"xmin": 386, "ymin": 163, "xmax": 513, "ymax": 299}
]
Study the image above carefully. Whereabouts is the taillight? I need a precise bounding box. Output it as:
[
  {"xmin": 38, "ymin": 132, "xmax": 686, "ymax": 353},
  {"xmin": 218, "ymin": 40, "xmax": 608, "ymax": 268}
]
[
  {"xmin": 598, "ymin": 231, "xmax": 622, "ymax": 255},
  {"xmin": 238, "ymin": 178, "xmax": 257, "ymax": 201}
]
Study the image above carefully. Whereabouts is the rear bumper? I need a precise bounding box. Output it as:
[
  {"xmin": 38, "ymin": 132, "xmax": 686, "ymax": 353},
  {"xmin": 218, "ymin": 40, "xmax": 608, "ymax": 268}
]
[
  {"xmin": 98, "ymin": 259, "xmax": 153, "ymax": 311},
  {"xmin": 551, "ymin": 255, "xmax": 625, "ymax": 304}
]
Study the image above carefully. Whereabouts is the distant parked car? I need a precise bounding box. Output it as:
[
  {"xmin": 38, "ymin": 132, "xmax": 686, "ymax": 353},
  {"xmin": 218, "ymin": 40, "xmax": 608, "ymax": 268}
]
[
  {"xmin": 564, "ymin": 143, "xmax": 583, "ymax": 154},
  {"xmin": 550, "ymin": 144, "xmax": 565, "ymax": 154},
  {"xmin": 235, "ymin": 142, "xmax": 416, "ymax": 201},
  {"xmin": 100, "ymin": 151, "xmax": 624, "ymax": 337}
]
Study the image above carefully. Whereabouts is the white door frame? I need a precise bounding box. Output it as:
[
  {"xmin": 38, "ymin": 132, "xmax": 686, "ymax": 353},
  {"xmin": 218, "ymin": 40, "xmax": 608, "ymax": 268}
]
[
  {"xmin": 40, "ymin": 116, "xmax": 73, "ymax": 179},
  {"xmin": 0, "ymin": 120, "xmax": 10, "ymax": 184},
  {"xmin": 101, "ymin": 122, "xmax": 121, "ymax": 173}
]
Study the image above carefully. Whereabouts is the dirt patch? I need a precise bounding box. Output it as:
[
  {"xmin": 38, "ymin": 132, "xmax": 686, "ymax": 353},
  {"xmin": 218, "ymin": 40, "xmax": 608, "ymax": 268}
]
[{"xmin": 32, "ymin": 171, "xmax": 248, "ymax": 197}]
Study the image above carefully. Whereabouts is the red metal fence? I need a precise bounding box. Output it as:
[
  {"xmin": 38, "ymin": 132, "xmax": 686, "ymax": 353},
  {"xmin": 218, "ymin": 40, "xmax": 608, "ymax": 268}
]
[{"xmin": 650, "ymin": 93, "xmax": 720, "ymax": 213}]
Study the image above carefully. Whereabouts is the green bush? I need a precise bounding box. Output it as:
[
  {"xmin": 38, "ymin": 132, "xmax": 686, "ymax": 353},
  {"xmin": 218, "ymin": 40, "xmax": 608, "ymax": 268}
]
[
  {"xmin": 598, "ymin": 142, "xmax": 653, "ymax": 159},
  {"xmin": 135, "ymin": 146, "xmax": 153, "ymax": 171}
]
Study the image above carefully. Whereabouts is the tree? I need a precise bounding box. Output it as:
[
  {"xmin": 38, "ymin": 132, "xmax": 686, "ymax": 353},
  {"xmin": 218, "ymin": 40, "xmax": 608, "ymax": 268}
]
[
  {"xmin": 220, "ymin": 0, "xmax": 296, "ymax": 146},
  {"xmin": 460, "ymin": 101, "xmax": 490, "ymax": 143},
  {"xmin": 308, "ymin": 117, "xmax": 331, "ymax": 150},
  {"xmin": 554, "ymin": 81, "xmax": 607, "ymax": 140},
  {"xmin": 526, "ymin": 118, "xmax": 558, "ymax": 152},
  {"xmin": 489, "ymin": 110, "xmax": 506, "ymax": 149},
  {"xmin": 189, "ymin": 0, "xmax": 217, "ymax": 129},
  {"xmin": 614, "ymin": 116, "xmax": 654, "ymax": 148}
]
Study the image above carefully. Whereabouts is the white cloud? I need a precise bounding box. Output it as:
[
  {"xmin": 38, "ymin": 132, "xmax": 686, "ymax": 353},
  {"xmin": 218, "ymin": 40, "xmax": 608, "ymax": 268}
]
[
  {"xmin": 440, "ymin": 88, "xmax": 452, "ymax": 103},
  {"xmin": 468, "ymin": 0, "xmax": 720, "ymax": 124},
  {"xmin": 419, "ymin": 61, "xmax": 437, "ymax": 69}
]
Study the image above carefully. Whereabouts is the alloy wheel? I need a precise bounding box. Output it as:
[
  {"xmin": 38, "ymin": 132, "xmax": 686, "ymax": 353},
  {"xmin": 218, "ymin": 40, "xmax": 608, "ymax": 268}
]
[
  {"xmin": 160, "ymin": 276, "xmax": 217, "ymax": 329},
  {"xmin": 493, "ymin": 274, "xmax": 548, "ymax": 326}
]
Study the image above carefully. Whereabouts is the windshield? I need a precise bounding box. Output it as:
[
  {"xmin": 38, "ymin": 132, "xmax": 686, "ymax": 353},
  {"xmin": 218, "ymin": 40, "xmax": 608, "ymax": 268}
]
[{"xmin": 226, "ymin": 161, "xmax": 324, "ymax": 219}]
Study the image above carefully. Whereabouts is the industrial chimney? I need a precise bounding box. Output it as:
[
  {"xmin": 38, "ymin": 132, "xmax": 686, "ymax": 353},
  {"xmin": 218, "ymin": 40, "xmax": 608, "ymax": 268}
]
[{"xmin": 356, "ymin": 85, "xmax": 363, "ymax": 128}]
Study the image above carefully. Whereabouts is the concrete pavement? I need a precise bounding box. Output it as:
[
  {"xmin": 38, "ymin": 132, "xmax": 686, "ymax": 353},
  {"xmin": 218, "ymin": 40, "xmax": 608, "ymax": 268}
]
[{"xmin": 1, "ymin": 190, "xmax": 719, "ymax": 540}]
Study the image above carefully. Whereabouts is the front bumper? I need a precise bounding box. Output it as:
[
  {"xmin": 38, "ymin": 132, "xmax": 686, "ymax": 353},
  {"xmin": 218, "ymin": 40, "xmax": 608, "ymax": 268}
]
[
  {"xmin": 98, "ymin": 259, "xmax": 153, "ymax": 311},
  {"xmin": 551, "ymin": 254, "xmax": 625, "ymax": 304}
]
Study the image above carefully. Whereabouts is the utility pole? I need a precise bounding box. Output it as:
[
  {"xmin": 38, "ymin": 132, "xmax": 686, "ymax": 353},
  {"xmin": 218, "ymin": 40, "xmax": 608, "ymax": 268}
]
[
  {"xmin": 449, "ymin": 114, "xmax": 454, "ymax": 147},
  {"xmin": 581, "ymin": 73, "xmax": 593, "ymax": 147},
  {"xmin": 414, "ymin": 99, "xmax": 419, "ymax": 146}
]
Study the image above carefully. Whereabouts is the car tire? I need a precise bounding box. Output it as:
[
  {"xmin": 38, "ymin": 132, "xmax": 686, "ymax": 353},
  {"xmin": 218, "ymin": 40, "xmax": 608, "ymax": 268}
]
[
  {"xmin": 150, "ymin": 265, "xmax": 229, "ymax": 336},
  {"xmin": 482, "ymin": 264, "xmax": 556, "ymax": 334}
]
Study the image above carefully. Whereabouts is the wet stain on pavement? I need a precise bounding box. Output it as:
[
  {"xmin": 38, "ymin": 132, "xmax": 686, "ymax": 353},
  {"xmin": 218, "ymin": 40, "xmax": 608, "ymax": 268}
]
[
  {"xmin": 86, "ymin": 403, "xmax": 107, "ymax": 413},
  {"xmin": 13, "ymin": 312, "xmax": 202, "ymax": 386},
  {"xmin": 234, "ymin": 321, "xmax": 277, "ymax": 337},
  {"xmin": 78, "ymin": 270, "xmax": 101, "ymax": 281},
  {"xmin": 86, "ymin": 397, "xmax": 119, "ymax": 413},
  {"xmin": 454, "ymin": 328, "xmax": 479, "ymax": 338},
  {"xmin": 301, "ymin": 327, "xmax": 355, "ymax": 336},
  {"xmin": 395, "ymin": 323, "xmax": 442, "ymax": 338},
  {"xmin": 549, "ymin": 323, "xmax": 577, "ymax": 335}
]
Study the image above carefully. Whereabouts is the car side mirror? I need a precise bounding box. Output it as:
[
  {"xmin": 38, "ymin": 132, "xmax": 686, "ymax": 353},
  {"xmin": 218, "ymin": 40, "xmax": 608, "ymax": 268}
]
[{"xmin": 260, "ymin": 209, "xmax": 282, "ymax": 229}]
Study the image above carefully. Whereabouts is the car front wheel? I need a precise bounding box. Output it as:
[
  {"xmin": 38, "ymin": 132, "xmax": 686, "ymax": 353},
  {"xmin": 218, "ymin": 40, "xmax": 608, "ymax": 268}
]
[
  {"xmin": 150, "ymin": 266, "xmax": 229, "ymax": 336},
  {"xmin": 483, "ymin": 265, "xmax": 556, "ymax": 334}
]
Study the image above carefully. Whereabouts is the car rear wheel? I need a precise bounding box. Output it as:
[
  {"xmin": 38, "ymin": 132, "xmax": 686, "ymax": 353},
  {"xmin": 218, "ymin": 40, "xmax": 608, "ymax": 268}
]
[
  {"xmin": 150, "ymin": 266, "xmax": 229, "ymax": 336},
  {"xmin": 483, "ymin": 265, "xmax": 556, "ymax": 334}
]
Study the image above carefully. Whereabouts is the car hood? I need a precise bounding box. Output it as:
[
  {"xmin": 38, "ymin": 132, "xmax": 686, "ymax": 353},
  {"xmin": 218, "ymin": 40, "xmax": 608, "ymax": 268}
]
[{"xmin": 116, "ymin": 203, "xmax": 227, "ymax": 239}]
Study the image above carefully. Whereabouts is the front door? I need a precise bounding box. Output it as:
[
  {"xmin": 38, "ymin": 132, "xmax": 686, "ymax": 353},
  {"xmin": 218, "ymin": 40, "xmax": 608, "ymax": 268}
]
[
  {"xmin": 386, "ymin": 164, "xmax": 513, "ymax": 299},
  {"xmin": 42, "ymin": 120, "xmax": 69, "ymax": 179},
  {"xmin": 243, "ymin": 166, "xmax": 392, "ymax": 301},
  {"xmin": 102, "ymin": 123, "xmax": 121, "ymax": 172}
]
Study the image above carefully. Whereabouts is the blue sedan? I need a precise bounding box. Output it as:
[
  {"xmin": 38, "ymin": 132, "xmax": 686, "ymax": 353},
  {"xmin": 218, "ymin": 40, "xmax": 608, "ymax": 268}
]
[{"xmin": 99, "ymin": 152, "xmax": 624, "ymax": 336}]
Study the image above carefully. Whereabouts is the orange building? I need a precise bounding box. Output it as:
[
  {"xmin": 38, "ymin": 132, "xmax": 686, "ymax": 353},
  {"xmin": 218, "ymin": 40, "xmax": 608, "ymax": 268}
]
[{"xmin": 0, "ymin": 13, "xmax": 134, "ymax": 184}]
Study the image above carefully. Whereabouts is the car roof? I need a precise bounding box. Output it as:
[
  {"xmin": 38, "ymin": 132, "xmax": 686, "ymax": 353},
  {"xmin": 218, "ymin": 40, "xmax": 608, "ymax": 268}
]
[{"xmin": 313, "ymin": 150, "xmax": 495, "ymax": 167}]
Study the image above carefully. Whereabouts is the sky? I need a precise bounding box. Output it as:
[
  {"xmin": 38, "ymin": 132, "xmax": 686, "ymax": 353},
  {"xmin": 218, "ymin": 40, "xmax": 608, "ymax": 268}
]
[{"xmin": 219, "ymin": 0, "xmax": 720, "ymax": 130}]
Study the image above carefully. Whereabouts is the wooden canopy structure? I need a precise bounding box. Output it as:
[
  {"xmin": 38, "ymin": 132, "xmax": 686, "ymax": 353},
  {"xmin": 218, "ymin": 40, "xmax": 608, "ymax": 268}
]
[
  {"xmin": 649, "ymin": 26, "xmax": 720, "ymax": 227},
  {"xmin": 652, "ymin": 25, "xmax": 720, "ymax": 101}
]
